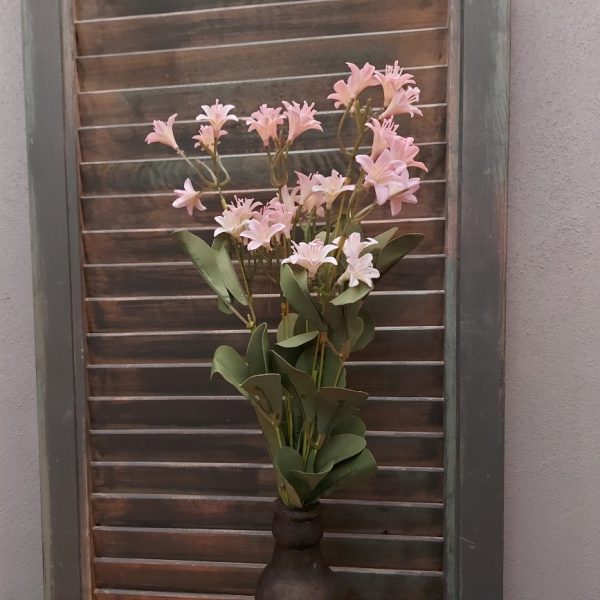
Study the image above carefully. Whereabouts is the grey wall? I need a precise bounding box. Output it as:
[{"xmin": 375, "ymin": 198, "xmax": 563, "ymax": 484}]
[
  {"xmin": 0, "ymin": 0, "xmax": 44, "ymax": 598},
  {"xmin": 505, "ymin": 1, "xmax": 600, "ymax": 599},
  {"xmin": 0, "ymin": 0, "xmax": 598, "ymax": 598}
]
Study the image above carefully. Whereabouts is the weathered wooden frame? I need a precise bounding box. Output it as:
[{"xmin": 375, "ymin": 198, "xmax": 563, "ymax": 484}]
[{"xmin": 22, "ymin": 0, "xmax": 508, "ymax": 598}]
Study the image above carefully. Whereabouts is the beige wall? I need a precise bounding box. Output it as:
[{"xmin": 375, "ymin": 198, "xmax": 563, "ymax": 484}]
[
  {"xmin": 0, "ymin": 0, "xmax": 599, "ymax": 598},
  {"xmin": 0, "ymin": 0, "xmax": 43, "ymax": 598},
  {"xmin": 505, "ymin": 0, "xmax": 600, "ymax": 598}
]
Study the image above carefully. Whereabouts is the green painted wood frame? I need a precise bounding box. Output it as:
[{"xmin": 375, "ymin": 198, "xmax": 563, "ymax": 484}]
[{"xmin": 21, "ymin": 0, "xmax": 509, "ymax": 599}]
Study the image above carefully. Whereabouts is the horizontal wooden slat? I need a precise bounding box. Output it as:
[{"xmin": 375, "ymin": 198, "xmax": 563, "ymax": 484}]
[
  {"xmin": 90, "ymin": 432, "xmax": 443, "ymax": 466},
  {"xmin": 86, "ymin": 292, "xmax": 444, "ymax": 332},
  {"xmin": 89, "ymin": 397, "xmax": 444, "ymax": 433},
  {"xmin": 78, "ymin": 29, "xmax": 447, "ymax": 92},
  {"xmin": 82, "ymin": 218, "xmax": 444, "ymax": 265},
  {"xmin": 84, "ymin": 255, "xmax": 444, "ymax": 297},
  {"xmin": 94, "ymin": 526, "xmax": 443, "ymax": 571},
  {"xmin": 94, "ymin": 558, "xmax": 443, "ymax": 599},
  {"xmin": 80, "ymin": 144, "xmax": 446, "ymax": 196},
  {"xmin": 91, "ymin": 463, "xmax": 443, "ymax": 502},
  {"xmin": 96, "ymin": 591, "xmax": 252, "ymax": 600},
  {"xmin": 77, "ymin": 0, "xmax": 448, "ymax": 56},
  {"xmin": 87, "ymin": 327, "xmax": 443, "ymax": 363},
  {"xmin": 92, "ymin": 495, "xmax": 443, "ymax": 536},
  {"xmin": 78, "ymin": 67, "xmax": 447, "ymax": 127},
  {"xmin": 81, "ymin": 181, "xmax": 446, "ymax": 230},
  {"xmin": 77, "ymin": 0, "xmax": 336, "ymax": 21},
  {"xmin": 87, "ymin": 362, "xmax": 444, "ymax": 397},
  {"xmin": 80, "ymin": 105, "xmax": 446, "ymax": 162}
]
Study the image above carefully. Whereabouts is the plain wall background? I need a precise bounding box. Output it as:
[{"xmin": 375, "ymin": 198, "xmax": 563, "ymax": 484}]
[{"xmin": 0, "ymin": 0, "xmax": 598, "ymax": 598}]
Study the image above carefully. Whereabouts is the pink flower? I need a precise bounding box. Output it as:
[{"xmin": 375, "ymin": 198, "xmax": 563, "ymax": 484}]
[
  {"xmin": 246, "ymin": 104, "xmax": 285, "ymax": 146},
  {"xmin": 327, "ymin": 62, "xmax": 379, "ymax": 109},
  {"xmin": 388, "ymin": 136, "xmax": 428, "ymax": 171},
  {"xmin": 282, "ymin": 101, "xmax": 323, "ymax": 142},
  {"xmin": 355, "ymin": 149, "xmax": 407, "ymax": 205},
  {"xmin": 312, "ymin": 170, "xmax": 355, "ymax": 210},
  {"xmin": 334, "ymin": 232, "xmax": 378, "ymax": 261},
  {"xmin": 196, "ymin": 100, "xmax": 238, "ymax": 133},
  {"xmin": 282, "ymin": 240, "xmax": 338, "ymax": 279},
  {"xmin": 375, "ymin": 62, "xmax": 416, "ymax": 106},
  {"xmin": 265, "ymin": 199, "xmax": 296, "ymax": 240},
  {"xmin": 338, "ymin": 253, "xmax": 380, "ymax": 288},
  {"xmin": 386, "ymin": 173, "xmax": 421, "ymax": 217},
  {"xmin": 366, "ymin": 117, "xmax": 400, "ymax": 160},
  {"xmin": 172, "ymin": 178, "xmax": 206, "ymax": 216},
  {"xmin": 379, "ymin": 87, "xmax": 423, "ymax": 120},
  {"xmin": 145, "ymin": 113, "xmax": 178, "ymax": 150},
  {"xmin": 193, "ymin": 125, "xmax": 225, "ymax": 153},
  {"xmin": 295, "ymin": 172, "xmax": 326, "ymax": 216},
  {"xmin": 279, "ymin": 185, "xmax": 300, "ymax": 210},
  {"xmin": 214, "ymin": 196, "xmax": 261, "ymax": 239},
  {"xmin": 240, "ymin": 214, "xmax": 285, "ymax": 251}
]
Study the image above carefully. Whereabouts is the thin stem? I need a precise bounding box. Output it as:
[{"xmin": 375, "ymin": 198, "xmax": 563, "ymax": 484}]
[{"xmin": 177, "ymin": 148, "xmax": 217, "ymax": 186}]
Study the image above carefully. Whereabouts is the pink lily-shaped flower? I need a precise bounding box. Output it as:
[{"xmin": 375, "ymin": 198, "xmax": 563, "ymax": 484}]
[
  {"xmin": 386, "ymin": 172, "xmax": 421, "ymax": 217},
  {"xmin": 196, "ymin": 99, "xmax": 238, "ymax": 134},
  {"xmin": 328, "ymin": 62, "xmax": 379, "ymax": 109},
  {"xmin": 214, "ymin": 196, "xmax": 261, "ymax": 239},
  {"xmin": 145, "ymin": 113, "xmax": 179, "ymax": 150},
  {"xmin": 265, "ymin": 199, "xmax": 296, "ymax": 240},
  {"xmin": 172, "ymin": 178, "xmax": 206, "ymax": 216},
  {"xmin": 193, "ymin": 124, "xmax": 226, "ymax": 153},
  {"xmin": 295, "ymin": 171, "xmax": 326, "ymax": 216},
  {"xmin": 338, "ymin": 253, "xmax": 380, "ymax": 288},
  {"xmin": 355, "ymin": 149, "xmax": 407, "ymax": 205},
  {"xmin": 278, "ymin": 185, "xmax": 300, "ymax": 211},
  {"xmin": 282, "ymin": 101, "xmax": 323, "ymax": 142},
  {"xmin": 246, "ymin": 104, "xmax": 285, "ymax": 146},
  {"xmin": 240, "ymin": 214, "xmax": 285, "ymax": 251},
  {"xmin": 389, "ymin": 136, "xmax": 428, "ymax": 171},
  {"xmin": 312, "ymin": 170, "xmax": 355, "ymax": 210},
  {"xmin": 282, "ymin": 240, "xmax": 338, "ymax": 279},
  {"xmin": 366, "ymin": 117, "xmax": 400, "ymax": 160},
  {"xmin": 375, "ymin": 62, "xmax": 416, "ymax": 106},
  {"xmin": 333, "ymin": 232, "xmax": 378, "ymax": 261},
  {"xmin": 230, "ymin": 195, "xmax": 262, "ymax": 221},
  {"xmin": 379, "ymin": 87, "xmax": 423, "ymax": 120}
]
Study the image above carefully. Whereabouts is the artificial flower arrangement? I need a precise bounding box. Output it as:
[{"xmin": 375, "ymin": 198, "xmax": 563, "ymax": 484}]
[{"xmin": 145, "ymin": 61, "xmax": 427, "ymax": 510}]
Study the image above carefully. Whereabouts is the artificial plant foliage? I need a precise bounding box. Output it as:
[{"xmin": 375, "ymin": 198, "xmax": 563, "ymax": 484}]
[{"xmin": 147, "ymin": 60, "xmax": 428, "ymax": 508}]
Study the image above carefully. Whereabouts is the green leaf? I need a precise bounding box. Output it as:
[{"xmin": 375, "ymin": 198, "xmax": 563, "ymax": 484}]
[
  {"xmin": 280, "ymin": 264, "xmax": 325, "ymax": 330},
  {"xmin": 217, "ymin": 298, "xmax": 233, "ymax": 315},
  {"xmin": 211, "ymin": 345, "xmax": 250, "ymax": 390},
  {"xmin": 241, "ymin": 373, "xmax": 283, "ymax": 418},
  {"xmin": 330, "ymin": 415, "xmax": 367, "ymax": 437},
  {"xmin": 330, "ymin": 282, "xmax": 371, "ymax": 306},
  {"xmin": 173, "ymin": 230, "xmax": 230, "ymax": 302},
  {"xmin": 254, "ymin": 407, "xmax": 280, "ymax": 459},
  {"xmin": 315, "ymin": 434, "xmax": 366, "ymax": 472},
  {"xmin": 277, "ymin": 314, "xmax": 300, "ymax": 343},
  {"xmin": 373, "ymin": 226, "xmax": 398, "ymax": 252},
  {"xmin": 320, "ymin": 345, "xmax": 346, "ymax": 388},
  {"xmin": 305, "ymin": 449, "xmax": 377, "ymax": 503},
  {"xmin": 376, "ymin": 233, "xmax": 424, "ymax": 275},
  {"xmin": 276, "ymin": 330, "xmax": 319, "ymax": 349},
  {"xmin": 271, "ymin": 351, "xmax": 316, "ymax": 422},
  {"xmin": 246, "ymin": 322, "xmax": 269, "ymax": 375},
  {"xmin": 274, "ymin": 447, "xmax": 304, "ymax": 508},
  {"xmin": 288, "ymin": 464, "xmax": 334, "ymax": 499},
  {"xmin": 315, "ymin": 387, "xmax": 369, "ymax": 434},
  {"xmin": 215, "ymin": 245, "xmax": 248, "ymax": 306},
  {"xmin": 352, "ymin": 309, "xmax": 375, "ymax": 352}
]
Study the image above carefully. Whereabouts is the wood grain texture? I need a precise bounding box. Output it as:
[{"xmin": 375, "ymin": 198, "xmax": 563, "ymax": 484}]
[
  {"xmin": 94, "ymin": 558, "xmax": 443, "ymax": 599},
  {"xmin": 89, "ymin": 397, "xmax": 444, "ymax": 432},
  {"xmin": 78, "ymin": 66, "xmax": 447, "ymax": 127},
  {"xmin": 78, "ymin": 29, "xmax": 447, "ymax": 92},
  {"xmin": 93, "ymin": 526, "xmax": 443, "ymax": 571},
  {"xmin": 85, "ymin": 292, "xmax": 445, "ymax": 332},
  {"xmin": 77, "ymin": 0, "xmax": 448, "ymax": 56}
]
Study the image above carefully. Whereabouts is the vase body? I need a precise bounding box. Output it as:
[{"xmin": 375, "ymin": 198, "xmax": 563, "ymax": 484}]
[{"xmin": 255, "ymin": 499, "xmax": 345, "ymax": 600}]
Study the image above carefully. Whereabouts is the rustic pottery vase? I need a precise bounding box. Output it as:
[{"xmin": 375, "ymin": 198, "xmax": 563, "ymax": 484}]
[{"xmin": 255, "ymin": 499, "xmax": 345, "ymax": 600}]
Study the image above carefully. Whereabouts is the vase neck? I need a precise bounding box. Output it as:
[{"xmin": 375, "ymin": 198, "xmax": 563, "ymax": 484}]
[{"xmin": 271, "ymin": 499, "xmax": 323, "ymax": 549}]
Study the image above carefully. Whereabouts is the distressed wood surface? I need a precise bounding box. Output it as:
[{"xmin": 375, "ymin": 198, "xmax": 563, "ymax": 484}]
[
  {"xmin": 72, "ymin": 0, "xmax": 452, "ymax": 595},
  {"xmin": 77, "ymin": 0, "xmax": 448, "ymax": 56}
]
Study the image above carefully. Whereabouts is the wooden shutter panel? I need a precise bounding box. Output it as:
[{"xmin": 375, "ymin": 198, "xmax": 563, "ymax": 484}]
[{"xmin": 76, "ymin": 1, "xmax": 449, "ymax": 598}]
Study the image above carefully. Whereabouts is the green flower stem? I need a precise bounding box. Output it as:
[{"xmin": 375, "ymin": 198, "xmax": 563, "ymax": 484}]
[
  {"xmin": 235, "ymin": 245, "xmax": 256, "ymax": 329},
  {"xmin": 176, "ymin": 148, "xmax": 217, "ymax": 187},
  {"xmin": 337, "ymin": 99, "xmax": 355, "ymax": 156}
]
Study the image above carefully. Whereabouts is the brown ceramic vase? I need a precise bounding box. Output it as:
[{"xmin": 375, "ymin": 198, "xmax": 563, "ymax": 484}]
[{"xmin": 255, "ymin": 499, "xmax": 345, "ymax": 600}]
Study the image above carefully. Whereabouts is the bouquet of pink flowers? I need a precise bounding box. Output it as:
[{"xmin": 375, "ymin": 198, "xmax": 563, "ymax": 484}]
[{"xmin": 145, "ymin": 61, "xmax": 426, "ymax": 509}]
